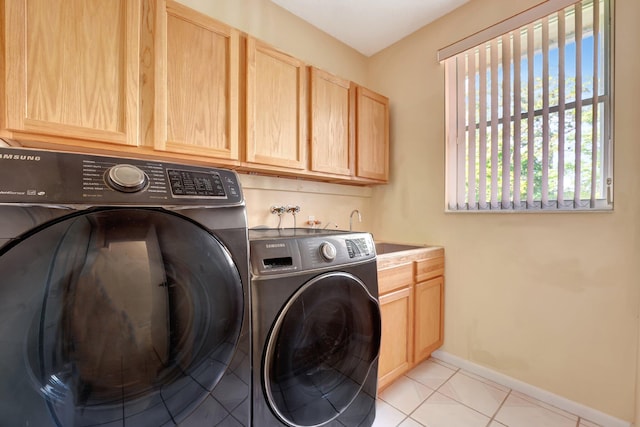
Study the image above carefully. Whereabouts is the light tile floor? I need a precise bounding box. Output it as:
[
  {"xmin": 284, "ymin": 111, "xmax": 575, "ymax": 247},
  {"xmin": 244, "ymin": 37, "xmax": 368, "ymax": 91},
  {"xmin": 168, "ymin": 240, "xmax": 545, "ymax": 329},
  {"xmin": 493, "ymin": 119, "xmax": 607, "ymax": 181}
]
[{"xmin": 374, "ymin": 358, "xmax": 601, "ymax": 427}]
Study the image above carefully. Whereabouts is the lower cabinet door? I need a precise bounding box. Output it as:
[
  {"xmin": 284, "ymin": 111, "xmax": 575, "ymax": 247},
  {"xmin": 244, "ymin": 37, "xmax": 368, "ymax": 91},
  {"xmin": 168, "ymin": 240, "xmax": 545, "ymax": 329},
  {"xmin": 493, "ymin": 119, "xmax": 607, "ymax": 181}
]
[
  {"xmin": 414, "ymin": 276, "xmax": 444, "ymax": 363},
  {"xmin": 378, "ymin": 286, "xmax": 413, "ymax": 390}
]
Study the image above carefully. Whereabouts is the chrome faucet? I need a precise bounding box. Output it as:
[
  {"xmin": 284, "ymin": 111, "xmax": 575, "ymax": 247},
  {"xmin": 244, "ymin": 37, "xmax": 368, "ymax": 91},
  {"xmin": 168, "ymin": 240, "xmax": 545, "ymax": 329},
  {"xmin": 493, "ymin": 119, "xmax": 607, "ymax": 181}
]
[
  {"xmin": 286, "ymin": 205, "xmax": 300, "ymax": 228},
  {"xmin": 349, "ymin": 209, "xmax": 362, "ymax": 231},
  {"xmin": 270, "ymin": 205, "xmax": 287, "ymax": 229},
  {"xmin": 270, "ymin": 205, "xmax": 301, "ymax": 229}
]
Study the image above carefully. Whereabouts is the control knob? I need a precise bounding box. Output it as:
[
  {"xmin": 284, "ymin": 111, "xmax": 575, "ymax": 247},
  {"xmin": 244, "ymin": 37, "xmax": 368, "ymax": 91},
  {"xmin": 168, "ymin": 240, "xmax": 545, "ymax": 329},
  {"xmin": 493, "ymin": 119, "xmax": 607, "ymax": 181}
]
[
  {"xmin": 106, "ymin": 164, "xmax": 148, "ymax": 193},
  {"xmin": 319, "ymin": 241, "xmax": 337, "ymax": 261}
]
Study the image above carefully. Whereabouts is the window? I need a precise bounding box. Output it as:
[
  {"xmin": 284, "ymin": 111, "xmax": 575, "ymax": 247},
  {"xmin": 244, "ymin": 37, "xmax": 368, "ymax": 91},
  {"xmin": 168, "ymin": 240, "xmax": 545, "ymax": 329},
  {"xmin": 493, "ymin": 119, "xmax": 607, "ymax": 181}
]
[{"xmin": 441, "ymin": 0, "xmax": 612, "ymax": 211}]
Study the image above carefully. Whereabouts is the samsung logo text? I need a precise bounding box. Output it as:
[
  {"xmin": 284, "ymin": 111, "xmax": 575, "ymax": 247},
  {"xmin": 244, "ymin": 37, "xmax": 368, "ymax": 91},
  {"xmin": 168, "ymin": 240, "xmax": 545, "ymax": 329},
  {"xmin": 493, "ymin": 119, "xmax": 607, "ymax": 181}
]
[{"xmin": 2, "ymin": 154, "xmax": 41, "ymax": 161}]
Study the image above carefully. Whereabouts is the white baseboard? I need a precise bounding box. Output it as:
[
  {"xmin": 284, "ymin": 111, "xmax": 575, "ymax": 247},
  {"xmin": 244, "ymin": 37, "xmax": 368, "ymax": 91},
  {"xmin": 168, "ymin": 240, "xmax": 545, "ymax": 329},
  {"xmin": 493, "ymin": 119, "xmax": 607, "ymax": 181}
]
[{"xmin": 431, "ymin": 350, "xmax": 632, "ymax": 427}]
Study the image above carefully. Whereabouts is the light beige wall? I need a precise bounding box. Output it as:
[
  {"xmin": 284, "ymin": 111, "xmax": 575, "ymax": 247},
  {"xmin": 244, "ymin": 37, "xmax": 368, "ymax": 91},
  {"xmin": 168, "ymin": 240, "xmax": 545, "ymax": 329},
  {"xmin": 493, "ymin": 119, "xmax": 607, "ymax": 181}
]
[
  {"xmin": 239, "ymin": 174, "xmax": 373, "ymax": 231},
  {"xmin": 175, "ymin": 0, "xmax": 374, "ymax": 229},
  {"xmin": 368, "ymin": 0, "xmax": 640, "ymax": 422}
]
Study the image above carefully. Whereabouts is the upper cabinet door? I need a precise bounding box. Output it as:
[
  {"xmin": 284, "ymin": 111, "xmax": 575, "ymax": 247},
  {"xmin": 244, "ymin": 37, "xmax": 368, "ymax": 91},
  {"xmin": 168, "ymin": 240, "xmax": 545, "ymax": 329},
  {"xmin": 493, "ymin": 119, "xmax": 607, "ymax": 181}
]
[
  {"xmin": 2, "ymin": 0, "xmax": 141, "ymax": 146},
  {"xmin": 152, "ymin": 0, "xmax": 239, "ymax": 162},
  {"xmin": 309, "ymin": 67, "xmax": 353, "ymax": 177},
  {"xmin": 246, "ymin": 37, "xmax": 307, "ymax": 170},
  {"xmin": 356, "ymin": 86, "xmax": 389, "ymax": 182}
]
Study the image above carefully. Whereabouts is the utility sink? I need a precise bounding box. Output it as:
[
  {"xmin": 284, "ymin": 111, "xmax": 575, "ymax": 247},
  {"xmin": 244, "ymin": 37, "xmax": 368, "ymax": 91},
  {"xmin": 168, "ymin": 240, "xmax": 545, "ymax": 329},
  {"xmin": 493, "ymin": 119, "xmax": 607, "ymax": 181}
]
[{"xmin": 374, "ymin": 242, "xmax": 424, "ymax": 255}]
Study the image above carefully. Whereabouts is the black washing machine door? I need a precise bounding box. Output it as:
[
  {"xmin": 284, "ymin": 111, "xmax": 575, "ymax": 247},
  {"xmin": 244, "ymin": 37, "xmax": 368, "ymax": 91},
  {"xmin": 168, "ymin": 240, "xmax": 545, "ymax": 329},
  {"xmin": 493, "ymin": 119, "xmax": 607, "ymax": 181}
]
[
  {"xmin": 0, "ymin": 208, "xmax": 244, "ymax": 427},
  {"xmin": 263, "ymin": 271, "xmax": 381, "ymax": 427}
]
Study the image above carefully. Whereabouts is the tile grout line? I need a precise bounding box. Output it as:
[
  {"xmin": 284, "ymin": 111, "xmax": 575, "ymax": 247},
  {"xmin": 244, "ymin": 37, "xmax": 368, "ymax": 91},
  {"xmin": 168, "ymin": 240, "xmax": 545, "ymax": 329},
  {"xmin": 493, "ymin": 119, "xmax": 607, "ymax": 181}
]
[
  {"xmin": 457, "ymin": 366, "xmax": 582, "ymax": 426},
  {"xmin": 431, "ymin": 365, "xmax": 512, "ymax": 425},
  {"xmin": 417, "ymin": 364, "xmax": 501, "ymax": 425},
  {"xmin": 384, "ymin": 357, "xmax": 599, "ymax": 427},
  {"xmin": 395, "ymin": 373, "xmax": 443, "ymax": 426},
  {"xmin": 488, "ymin": 388, "xmax": 513, "ymax": 426},
  {"xmin": 386, "ymin": 358, "xmax": 581, "ymax": 427},
  {"xmin": 392, "ymin": 364, "xmax": 461, "ymax": 426},
  {"xmin": 378, "ymin": 373, "xmax": 432, "ymax": 427}
]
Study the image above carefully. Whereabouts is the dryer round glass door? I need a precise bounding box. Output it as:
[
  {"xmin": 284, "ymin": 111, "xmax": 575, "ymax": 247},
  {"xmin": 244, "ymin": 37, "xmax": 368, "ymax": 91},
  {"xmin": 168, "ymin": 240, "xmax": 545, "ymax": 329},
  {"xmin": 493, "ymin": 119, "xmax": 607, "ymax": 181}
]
[
  {"xmin": 263, "ymin": 272, "xmax": 381, "ymax": 427},
  {"xmin": 0, "ymin": 208, "xmax": 244, "ymax": 427}
]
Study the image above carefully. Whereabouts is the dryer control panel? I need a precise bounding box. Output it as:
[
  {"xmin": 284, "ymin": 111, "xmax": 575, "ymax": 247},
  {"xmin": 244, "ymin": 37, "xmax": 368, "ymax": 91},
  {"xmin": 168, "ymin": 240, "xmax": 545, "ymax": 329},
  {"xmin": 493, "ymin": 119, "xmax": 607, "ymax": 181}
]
[
  {"xmin": 0, "ymin": 147, "xmax": 243, "ymax": 207},
  {"xmin": 249, "ymin": 229, "xmax": 376, "ymax": 277}
]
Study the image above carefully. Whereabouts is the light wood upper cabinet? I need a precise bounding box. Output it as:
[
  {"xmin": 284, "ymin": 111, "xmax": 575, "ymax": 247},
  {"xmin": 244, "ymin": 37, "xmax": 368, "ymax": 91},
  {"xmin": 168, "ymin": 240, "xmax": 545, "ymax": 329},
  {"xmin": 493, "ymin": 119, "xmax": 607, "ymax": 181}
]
[
  {"xmin": 152, "ymin": 1, "xmax": 239, "ymax": 162},
  {"xmin": 2, "ymin": 1, "xmax": 390, "ymax": 184},
  {"xmin": 246, "ymin": 37, "xmax": 307, "ymax": 170},
  {"xmin": 2, "ymin": 0, "xmax": 141, "ymax": 146},
  {"xmin": 309, "ymin": 67, "xmax": 353, "ymax": 177},
  {"xmin": 356, "ymin": 86, "xmax": 389, "ymax": 181}
]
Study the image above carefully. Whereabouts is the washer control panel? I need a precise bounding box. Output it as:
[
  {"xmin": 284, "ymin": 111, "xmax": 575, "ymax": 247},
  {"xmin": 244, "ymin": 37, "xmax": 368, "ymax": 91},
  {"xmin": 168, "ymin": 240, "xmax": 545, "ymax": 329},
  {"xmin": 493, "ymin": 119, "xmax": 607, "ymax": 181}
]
[
  {"xmin": 0, "ymin": 146, "xmax": 243, "ymax": 206},
  {"xmin": 249, "ymin": 230, "xmax": 375, "ymax": 276}
]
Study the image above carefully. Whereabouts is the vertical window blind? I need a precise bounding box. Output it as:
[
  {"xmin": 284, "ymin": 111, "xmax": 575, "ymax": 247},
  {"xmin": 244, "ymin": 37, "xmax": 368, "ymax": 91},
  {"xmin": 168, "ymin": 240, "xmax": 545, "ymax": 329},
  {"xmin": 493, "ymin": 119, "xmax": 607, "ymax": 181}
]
[{"xmin": 442, "ymin": 0, "xmax": 612, "ymax": 211}]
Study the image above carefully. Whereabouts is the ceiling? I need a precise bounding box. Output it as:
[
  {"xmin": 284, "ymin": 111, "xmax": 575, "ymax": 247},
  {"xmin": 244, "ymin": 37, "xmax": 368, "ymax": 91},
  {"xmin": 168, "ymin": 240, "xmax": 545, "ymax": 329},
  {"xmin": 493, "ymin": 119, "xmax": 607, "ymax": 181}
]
[{"xmin": 270, "ymin": 0, "xmax": 470, "ymax": 57}]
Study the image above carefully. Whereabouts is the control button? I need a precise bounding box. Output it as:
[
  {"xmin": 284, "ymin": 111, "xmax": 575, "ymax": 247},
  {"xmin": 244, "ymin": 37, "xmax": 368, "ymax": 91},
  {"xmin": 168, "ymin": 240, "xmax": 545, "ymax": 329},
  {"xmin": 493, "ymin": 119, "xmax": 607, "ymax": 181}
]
[
  {"xmin": 319, "ymin": 242, "xmax": 337, "ymax": 261},
  {"xmin": 106, "ymin": 164, "xmax": 148, "ymax": 193},
  {"xmin": 167, "ymin": 169, "xmax": 226, "ymax": 197}
]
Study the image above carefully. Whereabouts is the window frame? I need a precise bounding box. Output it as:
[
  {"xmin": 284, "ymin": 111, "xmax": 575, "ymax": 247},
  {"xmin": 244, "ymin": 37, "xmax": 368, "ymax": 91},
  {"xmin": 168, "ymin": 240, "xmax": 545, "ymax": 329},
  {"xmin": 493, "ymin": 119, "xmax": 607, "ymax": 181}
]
[{"xmin": 442, "ymin": 0, "xmax": 614, "ymax": 213}]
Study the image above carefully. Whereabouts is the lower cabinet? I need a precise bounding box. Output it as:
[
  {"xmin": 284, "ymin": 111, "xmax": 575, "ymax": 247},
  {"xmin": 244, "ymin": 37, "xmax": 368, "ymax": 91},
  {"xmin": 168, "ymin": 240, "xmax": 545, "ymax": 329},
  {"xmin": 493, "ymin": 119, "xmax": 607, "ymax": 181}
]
[
  {"xmin": 377, "ymin": 248, "xmax": 444, "ymax": 391},
  {"xmin": 378, "ymin": 286, "xmax": 413, "ymax": 390},
  {"xmin": 414, "ymin": 276, "xmax": 444, "ymax": 362}
]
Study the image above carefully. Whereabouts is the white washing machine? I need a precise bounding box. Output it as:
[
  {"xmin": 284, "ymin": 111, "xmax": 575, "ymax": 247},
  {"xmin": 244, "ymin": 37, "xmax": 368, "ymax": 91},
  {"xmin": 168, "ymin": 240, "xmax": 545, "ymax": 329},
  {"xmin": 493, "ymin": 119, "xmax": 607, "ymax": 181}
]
[
  {"xmin": 0, "ymin": 146, "xmax": 251, "ymax": 426},
  {"xmin": 249, "ymin": 229, "xmax": 381, "ymax": 427}
]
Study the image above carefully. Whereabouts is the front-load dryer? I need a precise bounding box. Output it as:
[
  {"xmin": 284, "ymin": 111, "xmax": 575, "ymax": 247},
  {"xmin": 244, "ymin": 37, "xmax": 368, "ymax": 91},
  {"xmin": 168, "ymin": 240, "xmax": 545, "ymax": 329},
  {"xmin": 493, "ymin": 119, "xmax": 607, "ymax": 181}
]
[
  {"xmin": 249, "ymin": 229, "xmax": 381, "ymax": 427},
  {"xmin": 0, "ymin": 146, "xmax": 250, "ymax": 426}
]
